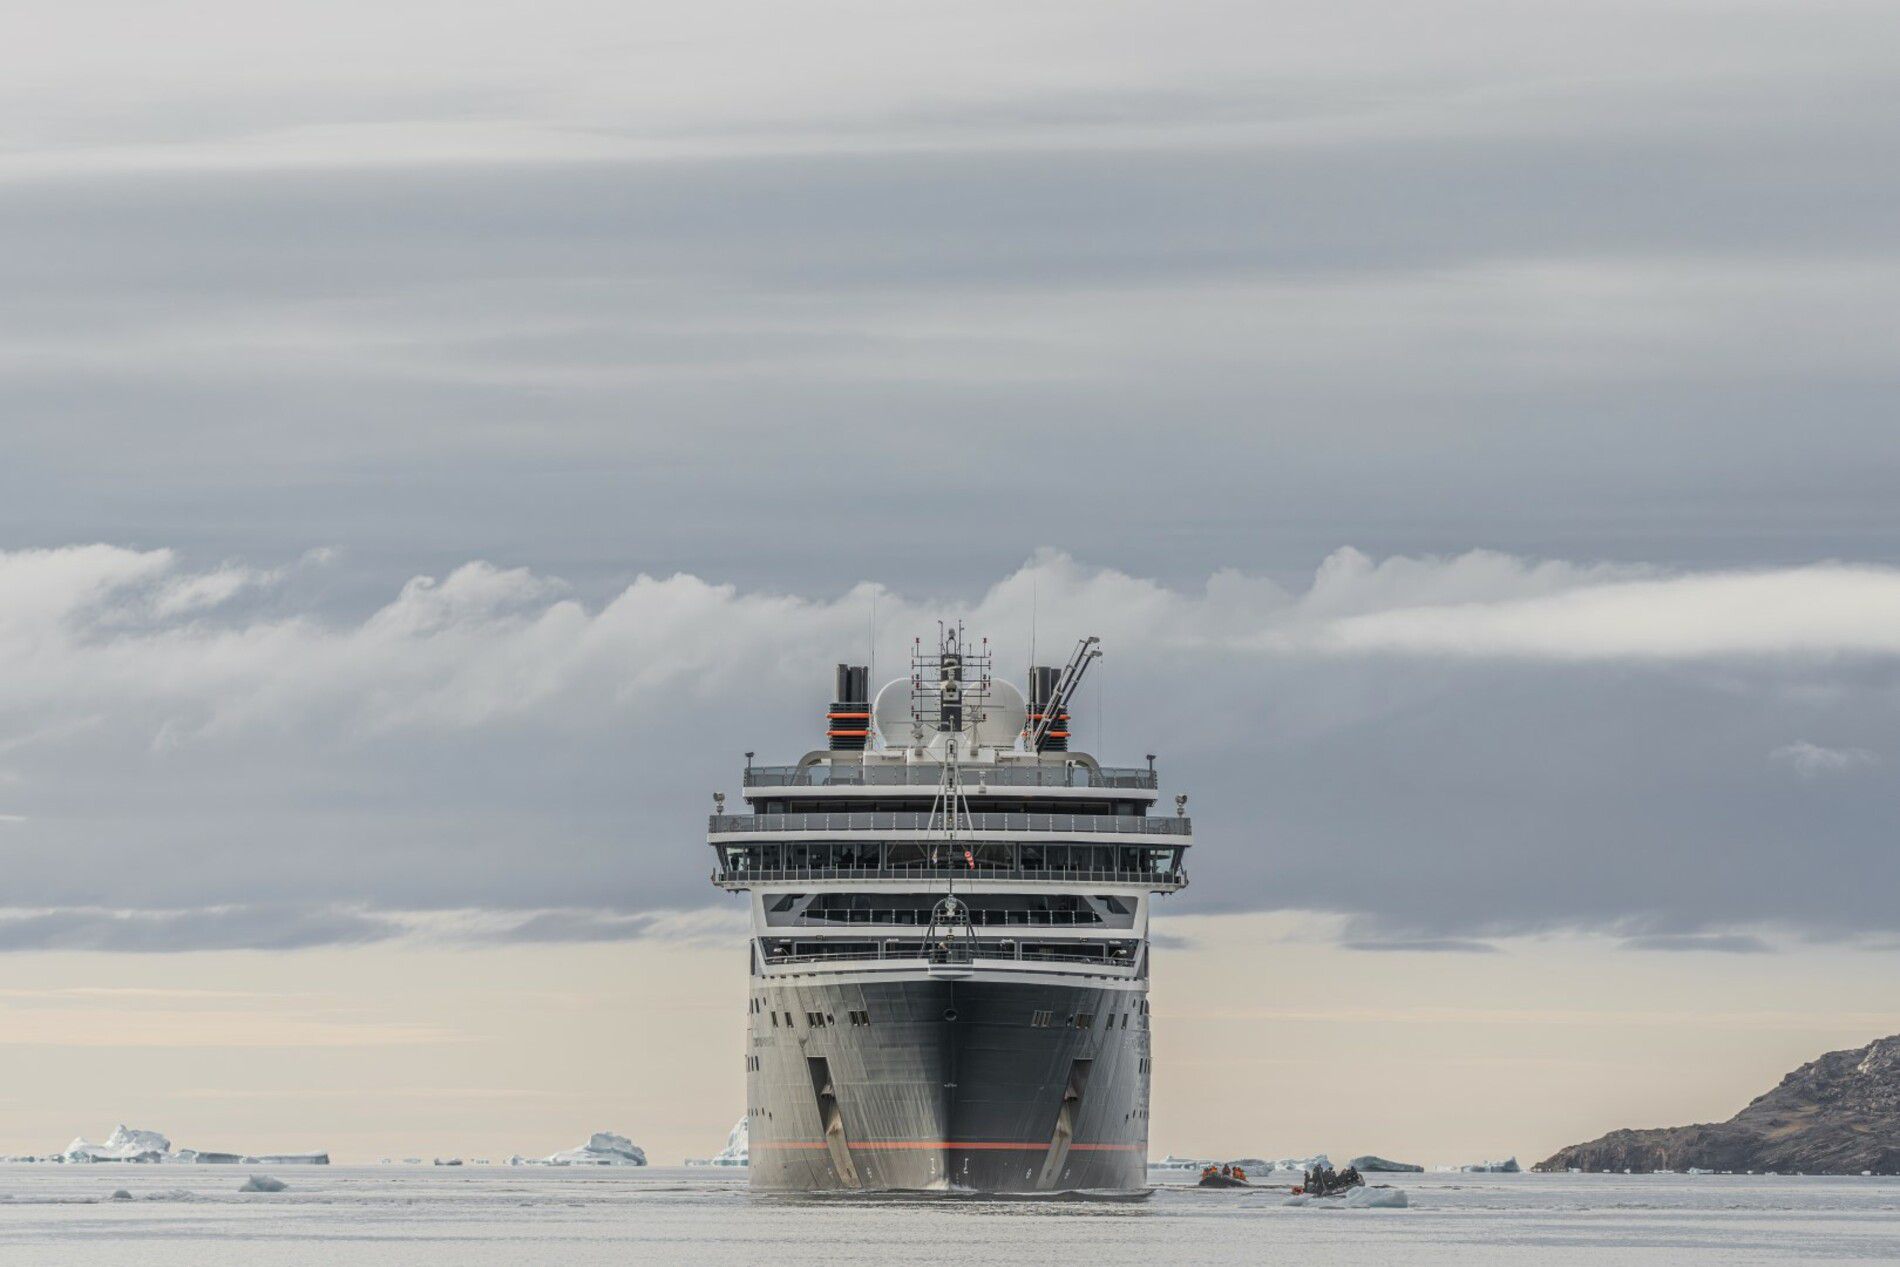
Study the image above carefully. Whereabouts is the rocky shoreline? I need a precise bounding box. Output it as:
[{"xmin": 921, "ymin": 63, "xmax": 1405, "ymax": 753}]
[{"xmin": 1537, "ymin": 1034, "xmax": 1900, "ymax": 1175}]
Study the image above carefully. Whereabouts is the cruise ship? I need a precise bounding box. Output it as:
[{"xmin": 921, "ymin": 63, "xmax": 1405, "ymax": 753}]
[{"xmin": 709, "ymin": 628, "xmax": 1191, "ymax": 1191}]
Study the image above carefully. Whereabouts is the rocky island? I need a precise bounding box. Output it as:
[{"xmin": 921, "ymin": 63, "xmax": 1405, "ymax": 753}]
[{"xmin": 1537, "ymin": 1033, "xmax": 1900, "ymax": 1175}]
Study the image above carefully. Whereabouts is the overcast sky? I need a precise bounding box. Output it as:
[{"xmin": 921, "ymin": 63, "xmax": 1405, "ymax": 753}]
[{"xmin": 2, "ymin": 0, "xmax": 1898, "ymax": 1160}]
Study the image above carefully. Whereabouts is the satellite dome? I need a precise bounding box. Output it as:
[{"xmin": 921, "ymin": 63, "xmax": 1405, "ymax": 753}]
[{"xmin": 871, "ymin": 676, "xmax": 1026, "ymax": 750}]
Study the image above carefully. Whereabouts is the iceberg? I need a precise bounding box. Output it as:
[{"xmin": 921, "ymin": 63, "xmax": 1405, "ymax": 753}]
[
  {"xmin": 1350, "ymin": 1155, "xmax": 1424, "ymax": 1173},
  {"xmin": 1147, "ymin": 1155, "xmax": 1213, "ymax": 1172},
  {"xmin": 685, "ymin": 1118, "xmax": 749, "ymax": 1167},
  {"xmin": 545, "ymin": 1132, "xmax": 647, "ymax": 1166},
  {"xmin": 59, "ymin": 1125, "xmax": 325, "ymax": 1166},
  {"xmin": 1343, "ymin": 1186, "xmax": 1409, "ymax": 1209},
  {"xmin": 1271, "ymin": 1154, "xmax": 1331, "ymax": 1172},
  {"xmin": 1442, "ymin": 1157, "xmax": 1521, "ymax": 1173},
  {"xmin": 239, "ymin": 1174, "xmax": 287, "ymax": 1193},
  {"xmin": 65, "ymin": 1126, "xmax": 172, "ymax": 1164}
]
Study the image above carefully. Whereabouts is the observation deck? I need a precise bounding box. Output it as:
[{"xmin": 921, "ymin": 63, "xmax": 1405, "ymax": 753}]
[
  {"xmin": 709, "ymin": 810, "xmax": 1190, "ymax": 837},
  {"xmin": 741, "ymin": 763, "xmax": 1158, "ymax": 790}
]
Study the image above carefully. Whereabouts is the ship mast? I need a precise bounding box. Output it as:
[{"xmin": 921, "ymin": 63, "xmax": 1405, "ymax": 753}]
[{"xmin": 916, "ymin": 623, "xmax": 989, "ymax": 964}]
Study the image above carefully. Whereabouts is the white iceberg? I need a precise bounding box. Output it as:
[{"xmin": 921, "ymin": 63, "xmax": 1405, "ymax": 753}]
[
  {"xmin": 685, "ymin": 1118, "xmax": 749, "ymax": 1167},
  {"xmin": 65, "ymin": 1126, "xmax": 172, "ymax": 1163},
  {"xmin": 1343, "ymin": 1186, "xmax": 1409, "ymax": 1208},
  {"xmin": 1349, "ymin": 1155, "xmax": 1423, "ymax": 1173},
  {"xmin": 1272, "ymin": 1154, "xmax": 1332, "ymax": 1172},
  {"xmin": 60, "ymin": 1125, "xmax": 325, "ymax": 1166},
  {"xmin": 1147, "ymin": 1155, "xmax": 1214, "ymax": 1172},
  {"xmin": 239, "ymin": 1174, "xmax": 287, "ymax": 1193},
  {"xmin": 1443, "ymin": 1157, "xmax": 1520, "ymax": 1173},
  {"xmin": 545, "ymin": 1132, "xmax": 647, "ymax": 1166}
]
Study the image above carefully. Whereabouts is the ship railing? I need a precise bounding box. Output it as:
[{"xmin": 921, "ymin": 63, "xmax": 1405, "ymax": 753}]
[
  {"xmin": 710, "ymin": 811, "xmax": 1190, "ymax": 836},
  {"xmin": 788, "ymin": 909, "xmax": 1115, "ymax": 927},
  {"xmin": 760, "ymin": 946, "xmax": 1137, "ymax": 969},
  {"xmin": 712, "ymin": 866, "xmax": 1186, "ymax": 888},
  {"xmin": 743, "ymin": 765, "xmax": 1157, "ymax": 789}
]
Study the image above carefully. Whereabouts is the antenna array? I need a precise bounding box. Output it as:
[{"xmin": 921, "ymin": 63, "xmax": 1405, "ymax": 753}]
[{"xmin": 909, "ymin": 623, "xmax": 992, "ymax": 737}]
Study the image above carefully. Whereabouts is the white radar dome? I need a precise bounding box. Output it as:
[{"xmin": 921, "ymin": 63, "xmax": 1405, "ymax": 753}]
[
  {"xmin": 973, "ymin": 678, "xmax": 1027, "ymax": 749},
  {"xmin": 872, "ymin": 678, "xmax": 914, "ymax": 746},
  {"xmin": 872, "ymin": 676, "xmax": 1027, "ymax": 750}
]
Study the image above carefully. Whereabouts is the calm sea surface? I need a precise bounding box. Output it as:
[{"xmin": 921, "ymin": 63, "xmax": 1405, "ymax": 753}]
[{"xmin": 3, "ymin": 1164, "xmax": 1896, "ymax": 1264}]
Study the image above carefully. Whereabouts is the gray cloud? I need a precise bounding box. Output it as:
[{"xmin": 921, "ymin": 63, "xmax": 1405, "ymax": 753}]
[
  {"xmin": 1, "ymin": 546, "xmax": 1897, "ymax": 951},
  {"xmin": 2, "ymin": 4, "xmax": 1898, "ymax": 601},
  {"xmin": 1, "ymin": 3, "xmax": 1896, "ymax": 952},
  {"xmin": 0, "ymin": 902, "xmax": 739, "ymax": 953},
  {"xmin": 1769, "ymin": 741, "xmax": 1879, "ymax": 779},
  {"xmin": 1619, "ymin": 934, "xmax": 1774, "ymax": 955},
  {"xmin": 1342, "ymin": 939, "xmax": 1502, "ymax": 955},
  {"xmin": 0, "ymin": 906, "xmax": 405, "ymax": 954}
]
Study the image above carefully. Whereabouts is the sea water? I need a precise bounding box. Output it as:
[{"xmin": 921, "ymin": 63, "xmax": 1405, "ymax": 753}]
[{"xmin": 2, "ymin": 1164, "xmax": 1896, "ymax": 1265}]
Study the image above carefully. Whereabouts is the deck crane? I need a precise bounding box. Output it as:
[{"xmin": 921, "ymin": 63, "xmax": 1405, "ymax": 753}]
[{"xmin": 1027, "ymin": 635, "xmax": 1101, "ymax": 752}]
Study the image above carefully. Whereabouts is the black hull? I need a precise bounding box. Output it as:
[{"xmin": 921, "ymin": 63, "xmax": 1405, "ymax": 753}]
[{"xmin": 747, "ymin": 975, "xmax": 1149, "ymax": 1192}]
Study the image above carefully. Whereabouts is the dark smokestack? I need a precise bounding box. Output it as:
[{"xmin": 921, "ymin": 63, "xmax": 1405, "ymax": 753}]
[{"xmin": 829, "ymin": 664, "xmax": 870, "ymax": 750}]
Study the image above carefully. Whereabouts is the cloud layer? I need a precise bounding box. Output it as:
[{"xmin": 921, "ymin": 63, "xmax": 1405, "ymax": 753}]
[
  {"xmin": 3, "ymin": 1, "xmax": 1898, "ymax": 603},
  {"xmin": 1, "ymin": 544, "xmax": 1894, "ymax": 950},
  {"xmin": 2, "ymin": 0, "xmax": 1897, "ymax": 953}
]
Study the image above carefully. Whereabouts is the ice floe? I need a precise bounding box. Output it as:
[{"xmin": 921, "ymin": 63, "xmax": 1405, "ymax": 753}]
[
  {"xmin": 1284, "ymin": 1185, "xmax": 1410, "ymax": 1208},
  {"xmin": 1441, "ymin": 1157, "xmax": 1520, "ymax": 1173}
]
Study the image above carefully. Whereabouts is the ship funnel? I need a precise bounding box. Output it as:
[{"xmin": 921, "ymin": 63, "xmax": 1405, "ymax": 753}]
[
  {"xmin": 1027, "ymin": 665, "xmax": 1069, "ymax": 752},
  {"xmin": 829, "ymin": 664, "xmax": 870, "ymax": 750}
]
